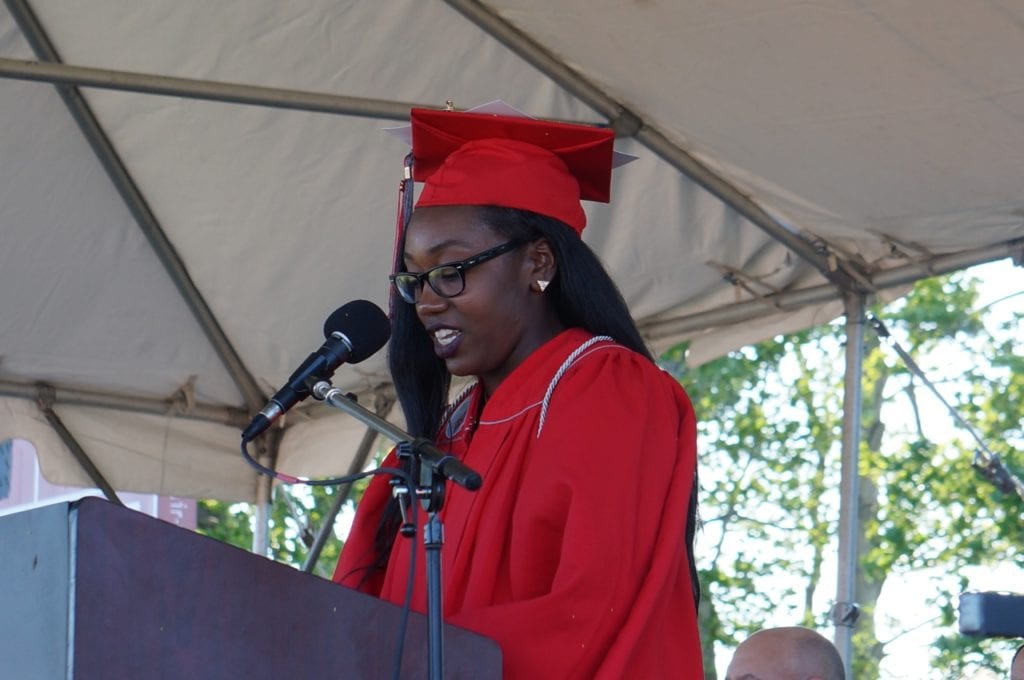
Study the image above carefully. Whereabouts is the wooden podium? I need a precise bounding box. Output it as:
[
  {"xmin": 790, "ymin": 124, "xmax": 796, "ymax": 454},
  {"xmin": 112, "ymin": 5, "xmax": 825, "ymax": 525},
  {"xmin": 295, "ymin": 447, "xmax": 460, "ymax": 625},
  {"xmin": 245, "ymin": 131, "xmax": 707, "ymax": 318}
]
[{"xmin": 0, "ymin": 497, "xmax": 501, "ymax": 679}]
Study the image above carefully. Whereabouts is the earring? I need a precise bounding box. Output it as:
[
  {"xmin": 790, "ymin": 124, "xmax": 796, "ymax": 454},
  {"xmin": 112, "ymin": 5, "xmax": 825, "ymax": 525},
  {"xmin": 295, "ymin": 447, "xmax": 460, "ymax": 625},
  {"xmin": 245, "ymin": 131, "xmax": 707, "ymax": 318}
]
[{"xmin": 536, "ymin": 280, "xmax": 550, "ymax": 292}]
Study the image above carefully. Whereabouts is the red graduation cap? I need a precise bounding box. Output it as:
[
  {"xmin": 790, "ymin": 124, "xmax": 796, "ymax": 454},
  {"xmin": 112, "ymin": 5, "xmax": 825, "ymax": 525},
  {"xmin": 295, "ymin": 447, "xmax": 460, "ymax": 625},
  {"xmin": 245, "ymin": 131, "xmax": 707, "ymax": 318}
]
[{"xmin": 409, "ymin": 108, "xmax": 616, "ymax": 235}]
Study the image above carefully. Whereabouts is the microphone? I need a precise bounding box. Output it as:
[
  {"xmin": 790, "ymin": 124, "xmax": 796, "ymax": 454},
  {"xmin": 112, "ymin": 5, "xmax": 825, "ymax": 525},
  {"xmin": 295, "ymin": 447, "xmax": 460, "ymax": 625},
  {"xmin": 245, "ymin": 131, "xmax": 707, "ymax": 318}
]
[{"xmin": 242, "ymin": 300, "xmax": 390, "ymax": 441}]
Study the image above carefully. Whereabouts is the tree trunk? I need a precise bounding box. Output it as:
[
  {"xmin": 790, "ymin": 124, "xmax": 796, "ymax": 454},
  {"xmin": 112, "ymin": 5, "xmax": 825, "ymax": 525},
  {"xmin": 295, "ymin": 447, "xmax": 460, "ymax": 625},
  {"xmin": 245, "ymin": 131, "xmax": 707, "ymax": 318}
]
[
  {"xmin": 852, "ymin": 336, "xmax": 888, "ymax": 678},
  {"xmin": 699, "ymin": 588, "xmax": 720, "ymax": 680}
]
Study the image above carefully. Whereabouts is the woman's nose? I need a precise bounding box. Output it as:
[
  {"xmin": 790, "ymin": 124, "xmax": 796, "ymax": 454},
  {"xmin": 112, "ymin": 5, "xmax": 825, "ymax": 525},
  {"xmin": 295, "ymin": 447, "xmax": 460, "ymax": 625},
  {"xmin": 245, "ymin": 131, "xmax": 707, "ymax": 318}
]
[{"xmin": 415, "ymin": 283, "xmax": 449, "ymax": 315}]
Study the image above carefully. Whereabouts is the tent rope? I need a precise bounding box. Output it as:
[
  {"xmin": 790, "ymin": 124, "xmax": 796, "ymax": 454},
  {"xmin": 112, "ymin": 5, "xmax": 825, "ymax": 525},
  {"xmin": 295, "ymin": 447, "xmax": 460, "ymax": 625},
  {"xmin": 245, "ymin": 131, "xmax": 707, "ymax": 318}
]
[{"xmin": 868, "ymin": 315, "xmax": 1024, "ymax": 505}]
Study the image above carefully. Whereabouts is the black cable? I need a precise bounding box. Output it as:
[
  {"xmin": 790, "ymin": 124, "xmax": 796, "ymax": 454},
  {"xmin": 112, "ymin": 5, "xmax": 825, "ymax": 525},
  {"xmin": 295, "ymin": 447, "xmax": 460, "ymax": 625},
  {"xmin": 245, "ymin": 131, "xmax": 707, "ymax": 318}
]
[
  {"xmin": 240, "ymin": 438, "xmax": 422, "ymax": 678},
  {"xmin": 868, "ymin": 314, "xmax": 1024, "ymax": 503}
]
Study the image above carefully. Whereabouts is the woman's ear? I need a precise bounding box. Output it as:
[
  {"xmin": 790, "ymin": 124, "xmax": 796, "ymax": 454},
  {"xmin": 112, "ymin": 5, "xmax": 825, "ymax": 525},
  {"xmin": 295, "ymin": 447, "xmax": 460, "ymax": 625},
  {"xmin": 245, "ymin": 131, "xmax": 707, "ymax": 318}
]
[{"xmin": 525, "ymin": 239, "xmax": 557, "ymax": 292}]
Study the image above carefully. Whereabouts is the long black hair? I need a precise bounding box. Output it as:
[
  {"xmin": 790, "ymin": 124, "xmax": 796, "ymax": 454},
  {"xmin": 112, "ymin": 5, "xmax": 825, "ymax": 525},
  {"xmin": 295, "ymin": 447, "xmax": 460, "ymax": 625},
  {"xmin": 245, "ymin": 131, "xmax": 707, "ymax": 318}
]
[{"xmin": 369, "ymin": 206, "xmax": 700, "ymax": 609}]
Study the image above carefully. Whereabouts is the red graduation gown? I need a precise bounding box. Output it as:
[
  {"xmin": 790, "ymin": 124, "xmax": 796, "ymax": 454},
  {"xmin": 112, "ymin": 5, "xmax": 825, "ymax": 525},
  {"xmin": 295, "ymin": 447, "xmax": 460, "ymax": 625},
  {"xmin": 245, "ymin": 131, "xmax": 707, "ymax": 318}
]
[{"xmin": 334, "ymin": 328, "xmax": 703, "ymax": 678}]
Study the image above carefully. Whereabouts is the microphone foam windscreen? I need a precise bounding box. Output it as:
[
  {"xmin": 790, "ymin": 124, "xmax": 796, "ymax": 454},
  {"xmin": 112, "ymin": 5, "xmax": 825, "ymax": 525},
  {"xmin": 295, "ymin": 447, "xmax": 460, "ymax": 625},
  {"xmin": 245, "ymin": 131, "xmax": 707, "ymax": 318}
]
[{"xmin": 323, "ymin": 300, "xmax": 391, "ymax": 363}]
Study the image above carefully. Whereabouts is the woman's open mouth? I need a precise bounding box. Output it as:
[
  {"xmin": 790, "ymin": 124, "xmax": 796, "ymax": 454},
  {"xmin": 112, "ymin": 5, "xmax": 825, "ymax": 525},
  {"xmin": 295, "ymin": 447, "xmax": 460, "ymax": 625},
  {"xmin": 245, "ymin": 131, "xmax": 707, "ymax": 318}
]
[{"xmin": 432, "ymin": 328, "xmax": 462, "ymax": 359}]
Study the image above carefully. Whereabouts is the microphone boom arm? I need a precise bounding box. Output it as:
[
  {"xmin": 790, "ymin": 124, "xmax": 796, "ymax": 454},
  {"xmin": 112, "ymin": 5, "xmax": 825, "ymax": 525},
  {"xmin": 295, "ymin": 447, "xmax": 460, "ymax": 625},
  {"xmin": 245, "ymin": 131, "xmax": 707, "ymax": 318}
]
[{"xmin": 310, "ymin": 381, "xmax": 483, "ymax": 492}]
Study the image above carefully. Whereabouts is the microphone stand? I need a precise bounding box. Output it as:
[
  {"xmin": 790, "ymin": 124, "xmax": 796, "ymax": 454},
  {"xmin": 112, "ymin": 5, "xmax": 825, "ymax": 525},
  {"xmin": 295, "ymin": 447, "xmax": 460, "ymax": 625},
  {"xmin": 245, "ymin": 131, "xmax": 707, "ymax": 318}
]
[
  {"xmin": 397, "ymin": 441, "xmax": 447, "ymax": 680},
  {"xmin": 310, "ymin": 381, "xmax": 482, "ymax": 680}
]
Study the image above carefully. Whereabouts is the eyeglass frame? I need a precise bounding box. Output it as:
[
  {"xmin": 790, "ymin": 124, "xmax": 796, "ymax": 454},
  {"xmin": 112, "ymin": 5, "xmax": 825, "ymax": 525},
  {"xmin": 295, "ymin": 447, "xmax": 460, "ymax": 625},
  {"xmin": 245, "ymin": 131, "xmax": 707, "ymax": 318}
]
[{"xmin": 389, "ymin": 239, "xmax": 526, "ymax": 304}]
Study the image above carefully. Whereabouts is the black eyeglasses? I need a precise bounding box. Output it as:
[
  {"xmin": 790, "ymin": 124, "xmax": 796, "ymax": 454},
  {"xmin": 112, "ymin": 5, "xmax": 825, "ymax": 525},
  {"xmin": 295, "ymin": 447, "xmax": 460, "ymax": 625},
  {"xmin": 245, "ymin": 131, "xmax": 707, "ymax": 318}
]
[{"xmin": 390, "ymin": 240, "xmax": 524, "ymax": 304}]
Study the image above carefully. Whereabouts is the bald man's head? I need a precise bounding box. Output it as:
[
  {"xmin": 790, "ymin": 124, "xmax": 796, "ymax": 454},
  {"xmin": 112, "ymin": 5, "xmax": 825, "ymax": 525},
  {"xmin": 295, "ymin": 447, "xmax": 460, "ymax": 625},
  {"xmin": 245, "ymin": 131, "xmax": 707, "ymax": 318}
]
[
  {"xmin": 1011, "ymin": 643, "xmax": 1024, "ymax": 680},
  {"xmin": 726, "ymin": 626, "xmax": 845, "ymax": 680}
]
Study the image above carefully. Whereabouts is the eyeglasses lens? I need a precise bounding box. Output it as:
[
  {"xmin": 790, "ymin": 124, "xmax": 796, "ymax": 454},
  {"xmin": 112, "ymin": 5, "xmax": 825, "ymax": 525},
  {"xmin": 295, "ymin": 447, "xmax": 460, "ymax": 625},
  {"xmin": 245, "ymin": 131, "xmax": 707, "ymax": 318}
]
[
  {"xmin": 392, "ymin": 275, "xmax": 417, "ymax": 303},
  {"xmin": 427, "ymin": 267, "xmax": 464, "ymax": 298},
  {"xmin": 393, "ymin": 267, "xmax": 465, "ymax": 303}
]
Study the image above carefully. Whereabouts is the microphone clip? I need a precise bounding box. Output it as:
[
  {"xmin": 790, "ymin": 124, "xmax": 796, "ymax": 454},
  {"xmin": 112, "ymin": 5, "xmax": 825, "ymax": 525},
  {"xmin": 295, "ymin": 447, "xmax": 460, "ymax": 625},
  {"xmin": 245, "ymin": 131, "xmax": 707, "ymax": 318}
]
[{"xmin": 393, "ymin": 440, "xmax": 446, "ymax": 515}]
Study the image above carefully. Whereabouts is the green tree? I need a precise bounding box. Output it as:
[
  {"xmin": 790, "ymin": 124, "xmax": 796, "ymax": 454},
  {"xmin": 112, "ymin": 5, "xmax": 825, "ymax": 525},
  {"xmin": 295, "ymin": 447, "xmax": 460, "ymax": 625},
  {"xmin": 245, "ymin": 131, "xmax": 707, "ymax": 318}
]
[
  {"xmin": 197, "ymin": 468, "xmax": 374, "ymax": 578},
  {"xmin": 672, "ymin": 267, "xmax": 1023, "ymax": 678},
  {"xmin": 670, "ymin": 327, "xmax": 845, "ymax": 678},
  {"xmin": 854, "ymin": 276, "xmax": 1023, "ymax": 678},
  {"xmin": 197, "ymin": 498, "xmax": 254, "ymax": 549}
]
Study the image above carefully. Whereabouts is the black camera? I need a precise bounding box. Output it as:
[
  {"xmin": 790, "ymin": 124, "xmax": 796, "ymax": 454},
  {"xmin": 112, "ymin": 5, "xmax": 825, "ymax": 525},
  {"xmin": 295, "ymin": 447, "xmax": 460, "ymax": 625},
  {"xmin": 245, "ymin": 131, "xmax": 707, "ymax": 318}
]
[{"xmin": 959, "ymin": 591, "xmax": 1024, "ymax": 638}]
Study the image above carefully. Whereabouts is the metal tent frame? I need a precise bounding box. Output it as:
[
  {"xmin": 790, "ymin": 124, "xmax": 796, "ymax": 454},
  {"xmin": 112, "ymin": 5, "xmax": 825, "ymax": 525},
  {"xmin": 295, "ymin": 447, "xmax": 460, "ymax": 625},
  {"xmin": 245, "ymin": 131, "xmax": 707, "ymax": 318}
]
[{"xmin": 3, "ymin": 2, "xmax": 1023, "ymax": 674}]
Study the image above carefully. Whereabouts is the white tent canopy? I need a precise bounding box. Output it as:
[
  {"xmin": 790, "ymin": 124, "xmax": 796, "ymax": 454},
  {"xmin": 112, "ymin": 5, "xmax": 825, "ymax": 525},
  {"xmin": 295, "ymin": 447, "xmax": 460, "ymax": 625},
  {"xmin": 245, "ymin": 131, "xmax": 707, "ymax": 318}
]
[{"xmin": 2, "ymin": 0, "xmax": 1022, "ymax": 507}]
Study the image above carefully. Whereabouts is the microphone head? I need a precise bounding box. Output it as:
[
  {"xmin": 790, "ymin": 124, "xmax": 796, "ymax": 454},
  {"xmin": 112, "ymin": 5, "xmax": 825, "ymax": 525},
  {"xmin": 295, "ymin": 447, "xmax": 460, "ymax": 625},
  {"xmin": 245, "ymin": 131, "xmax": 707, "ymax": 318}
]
[{"xmin": 324, "ymin": 300, "xmax": 391, "ymax": 363}]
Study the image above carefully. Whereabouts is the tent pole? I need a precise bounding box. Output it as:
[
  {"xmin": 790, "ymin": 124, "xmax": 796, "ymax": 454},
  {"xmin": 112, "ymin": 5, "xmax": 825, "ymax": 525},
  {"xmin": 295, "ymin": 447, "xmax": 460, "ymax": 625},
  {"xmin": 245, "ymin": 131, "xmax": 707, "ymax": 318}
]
[
  {"xmin": 442, "ymin": 0, "xmax": 864, "ymax": 291},
  {"xmin": 302, "ymin": 424, "xmax": 381, "ymax": 571},
  {"xmin": 641, "ymin": 237, "xmax": 1024, "ymax": 342},
  {"xmin": 252, "ymin": 495, "xmax": 271, "ymax": 557},
  {"xmin": 299, "ymin": 427, "xmax": 375, "ymax": 572},
  {"xmin": 300, "ymin": 393, "xmax": 394, "ymax": 573},
  {"xmin": 251, "ymin": 430, "xmax": 281, "ymax": 556},
  {"xmin": 0, "ymin": 56, "xmax": 420, "ymax": 121},
  {"xmin": 34, "ymin": 385, "xmax": 123, "ymax": 506},
  {"xmin": 3, "ymin": 0, "xmax": 266, "ymax": 414},
  {"xmin": 253, "ymin": 486, "xmax": 271, "ymax": 557},
  {"xmin": 0, "ymin": 378, "xmax": 249, "ymax": 427},
  {"xmin": 832, "ymin": 292, "xmax": 866, "ymax": 676}
]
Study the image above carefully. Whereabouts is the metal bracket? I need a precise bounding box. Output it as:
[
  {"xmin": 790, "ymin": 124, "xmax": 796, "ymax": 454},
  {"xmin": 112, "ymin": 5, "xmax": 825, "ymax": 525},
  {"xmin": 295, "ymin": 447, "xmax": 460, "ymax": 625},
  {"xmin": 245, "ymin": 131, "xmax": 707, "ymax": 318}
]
[{"xmin": 830, "ymin": 601, "xmax": 861, "ymax": 628}]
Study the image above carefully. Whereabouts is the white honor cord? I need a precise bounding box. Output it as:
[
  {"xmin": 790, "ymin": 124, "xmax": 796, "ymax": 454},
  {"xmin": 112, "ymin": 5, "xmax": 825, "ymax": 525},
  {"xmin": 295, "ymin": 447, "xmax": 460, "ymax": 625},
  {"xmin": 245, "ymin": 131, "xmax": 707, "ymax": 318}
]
[{"xmin": 536, "ymin": 335, "xmax": 615, "ymax": 437}]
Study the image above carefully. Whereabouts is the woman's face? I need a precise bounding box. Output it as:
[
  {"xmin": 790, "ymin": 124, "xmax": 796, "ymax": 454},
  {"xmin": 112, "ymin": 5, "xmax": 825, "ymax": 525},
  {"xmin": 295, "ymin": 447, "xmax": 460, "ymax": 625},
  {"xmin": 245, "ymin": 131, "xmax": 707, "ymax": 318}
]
[{"xmin": 401, "ymin": 205, "xmax": 560, "ymax": 395}]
